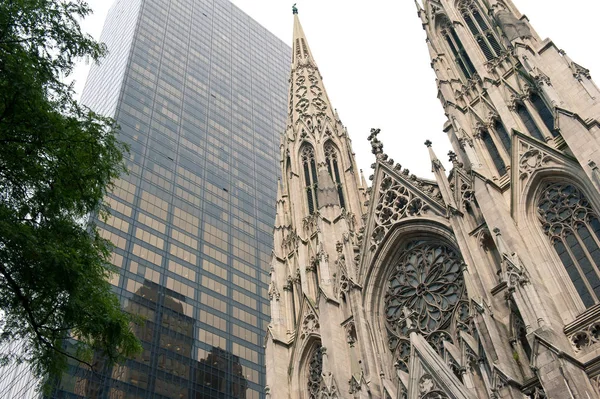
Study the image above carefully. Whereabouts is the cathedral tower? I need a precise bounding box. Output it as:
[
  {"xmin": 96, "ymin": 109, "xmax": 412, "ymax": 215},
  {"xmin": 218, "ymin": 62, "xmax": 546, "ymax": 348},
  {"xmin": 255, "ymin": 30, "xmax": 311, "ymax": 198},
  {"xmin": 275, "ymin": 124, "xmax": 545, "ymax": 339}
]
[
  {"xmin": 265, "ymin": 7, "xmax": 368, "ymax": 399},
  {"xmin": 267, "ymin": 2, "xmax": 600, "ymax": 398}
]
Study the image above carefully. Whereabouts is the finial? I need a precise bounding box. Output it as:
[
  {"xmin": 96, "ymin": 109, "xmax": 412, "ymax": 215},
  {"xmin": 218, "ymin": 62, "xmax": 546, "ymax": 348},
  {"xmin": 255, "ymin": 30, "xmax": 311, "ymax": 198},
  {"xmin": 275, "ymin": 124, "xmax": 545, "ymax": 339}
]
[
  {"xmin": 292, "ymin": 3, "xmax": 298, "ymax": 14},
  {"xmin": 424, "ymin": 140, "xmax": 432, "ymax": 148},
  {"xmin": 368, "ymin": 128, "xmax": 383, "ymax": 155},
  {"xmin": 448, "ymin": 151, "xmax": 458, "ymax": 165}
]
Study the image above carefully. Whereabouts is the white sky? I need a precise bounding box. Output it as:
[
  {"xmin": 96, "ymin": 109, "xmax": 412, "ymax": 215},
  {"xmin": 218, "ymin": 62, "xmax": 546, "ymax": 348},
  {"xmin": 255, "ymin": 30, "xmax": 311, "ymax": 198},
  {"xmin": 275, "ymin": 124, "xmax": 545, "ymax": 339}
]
[{"xmin": 73, "ymin": 0, "xmax": 600, "ymax": 179}]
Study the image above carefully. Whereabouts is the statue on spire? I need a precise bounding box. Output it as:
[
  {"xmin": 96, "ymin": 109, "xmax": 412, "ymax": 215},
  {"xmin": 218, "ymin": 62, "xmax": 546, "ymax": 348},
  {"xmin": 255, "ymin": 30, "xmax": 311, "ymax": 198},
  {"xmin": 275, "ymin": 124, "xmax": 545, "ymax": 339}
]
[{"xmin": 292, "ymin": 3, "xmax": 298, "ymax": 14}]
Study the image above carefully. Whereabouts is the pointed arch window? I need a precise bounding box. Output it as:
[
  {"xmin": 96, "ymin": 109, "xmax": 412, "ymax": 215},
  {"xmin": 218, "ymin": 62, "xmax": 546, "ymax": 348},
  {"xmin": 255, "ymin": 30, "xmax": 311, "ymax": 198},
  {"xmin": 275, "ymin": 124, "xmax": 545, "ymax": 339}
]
[
  {"xmin": 516, "ymin": 103, "xmax": 545, "ymax": 141},
  {"xmin": 324, "ymin": 142, "xmax": 346, "ymax": 209},
  {"xmin": 537, "ymin": 182, "xmax": 600, "ymax": 308},
  {"xmin": 301, "ymin": 144, "xmax": 319, "ymax": 214},
  {"xmin": 441, "ymin": 20, "xmax": 476, "ymax": 80},
  {"xmin": 459, "ymin": 0, "xmax": 503, "ymax": 61},
  {"xmin": 480, "ymin": 129, "xmax": 506, "ymax": 175},
  {"xmin": 493, "ymin": 119, "xmax": 511, "ymax": 152},
  {"xmin": 530, "ymin": 93, "xmax": 557, "ymax": 137},
  {"xmin": 307, "ymin": 345, "xmax": 323, "ymax": 399}
]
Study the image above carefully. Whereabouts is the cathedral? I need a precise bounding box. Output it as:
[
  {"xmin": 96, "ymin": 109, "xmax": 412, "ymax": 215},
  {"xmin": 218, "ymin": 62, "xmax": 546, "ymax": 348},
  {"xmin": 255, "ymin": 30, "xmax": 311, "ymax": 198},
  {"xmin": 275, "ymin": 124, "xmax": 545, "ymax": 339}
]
[{"xmin": 265, "ymin": 1, "xmax": 600, "ymax": 398}]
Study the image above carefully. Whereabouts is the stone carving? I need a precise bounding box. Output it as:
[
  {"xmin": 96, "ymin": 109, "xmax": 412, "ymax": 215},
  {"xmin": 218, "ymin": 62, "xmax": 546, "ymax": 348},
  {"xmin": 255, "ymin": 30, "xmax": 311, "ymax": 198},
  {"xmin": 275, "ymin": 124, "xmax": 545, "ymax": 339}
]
[
  {"xmin": 268, "ymin": 281, "xmax": 280, "ymax": 301},
  {"xmin": 495, "ymin": 10, "xmax": 532, "ymax": 42},
  {"xmin": 418, "ymin": 374, "xmax": 449, "ymax": 399},
  {"xmin": 367, "ymin": 128, "xmax": 384, "ymax": 155},
  {"xmin": 300, "ymin": 310, "xmax": 320, "ymax": 340},
  {"xmin": 308, "ymin": 345, "xmax": 323, "ymax": 398},
  {"xmin": 591, "ymin": 374, "xmax": 600, "ymax": 396},
  {"xmin": 344, "ymin": 321, "xmax": 357, "ymax": 347},
  {"xmin": 525, "ymin": 386, "xmax": 547, "ymax": 399},
  {"xmin": 567, "ymin": 321, "xmax": 600, "ymax": 352},
  {"xmin": 371, "ymin": 173, "xmax": 431, "ymax": 250},
  {"xmin": 517, "ymin": 141, "xmax": 556, "ymax": 184},
  {"xmin": 385, "ymin": 240, "xmax": 466, "ymax": 371}
]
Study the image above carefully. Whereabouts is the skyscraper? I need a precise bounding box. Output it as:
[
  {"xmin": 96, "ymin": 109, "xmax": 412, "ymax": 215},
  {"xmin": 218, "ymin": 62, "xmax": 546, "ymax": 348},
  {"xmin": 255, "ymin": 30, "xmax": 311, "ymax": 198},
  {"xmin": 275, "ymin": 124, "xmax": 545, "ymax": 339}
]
[
  {"xmin": 268, "ymin": 2, "xmax": 600, "ymax": 398},
  {"xmin": 50, "ymin": 0, "xmax": 290, "ymax": 398}
]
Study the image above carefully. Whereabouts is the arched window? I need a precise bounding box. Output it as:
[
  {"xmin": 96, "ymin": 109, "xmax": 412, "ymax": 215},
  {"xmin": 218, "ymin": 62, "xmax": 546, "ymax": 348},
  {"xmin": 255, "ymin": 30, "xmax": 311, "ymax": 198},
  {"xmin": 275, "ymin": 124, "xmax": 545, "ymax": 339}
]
[
  {"xmin": 493, "ymin": 119, "xmax": 511, "ymax": 152},
  {"xmin": 385, "ymin": 240, "xmax": 466, "ymax": 371},
  {"xmin": 480, "ymin": 130, "xmax": 506, "ymax": 175},
  {"xmin": 459, "ymin": 0, "xmax": 503, "ymax": 61},
  {"xmin": 301, "ymin": 144, "xmax": 319, "ymax": 214},
  {"xmin": 537, "ymin": 182, "xmax": 600, "ymax": 308},
  {"xmin": 516, "ymin": 103, "xmax": 545, "ymax": 141},
  {"xmin": 324, "ymin": 142, "xmax": 346, "ymax": 209},
  {"xmin": 441, "ymin": 20, "xmax": 476, "ymax": 80},
  {"xmin": 307, "ymin": 345, "xmax": 323, "ymax": 399},
  {"xmin": 530, "ymin": 93, "xmax": 556, "ymax": 137}
]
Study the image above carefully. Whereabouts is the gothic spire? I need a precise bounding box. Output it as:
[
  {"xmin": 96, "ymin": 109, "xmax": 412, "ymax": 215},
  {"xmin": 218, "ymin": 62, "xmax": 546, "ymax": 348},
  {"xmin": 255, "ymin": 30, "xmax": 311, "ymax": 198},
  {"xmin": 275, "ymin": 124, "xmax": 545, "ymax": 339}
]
[{"xmin": 292, "ymin": 12, "xmax": 317, "ymax": 69}]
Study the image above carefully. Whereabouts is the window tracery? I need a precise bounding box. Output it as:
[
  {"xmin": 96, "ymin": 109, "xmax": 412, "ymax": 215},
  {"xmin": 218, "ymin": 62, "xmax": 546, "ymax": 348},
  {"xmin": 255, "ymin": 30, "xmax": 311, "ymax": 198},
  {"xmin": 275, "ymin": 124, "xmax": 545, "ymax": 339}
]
[
  {"xmin": 480, "ymin": 129, "xmax": 507, "ymax": 176},
  {"xmin": 440, "ymin": 19, "xmax": 476, "ymax": 80},
  {"xmin": 529, "ymin": 93, "xmax": 556, "ymax": 137},
  {"xmin": 516, "ymin": 103, "xmax": 545, "ymax": 141},
  {"xmin": 458, "ymin": 0, "xmax": 503, "ymax": 61},
  {"xmin": 324, "ymin": 142, "xmax": 346, "ymax": 209},
  {"xmin": 493, "ymin": 119, "xmax": 511, "ymax": 152},
  {"xmin": 385, "ymin": 240, "xmax": 467, "ymax": 371},
  {"xmin": 537, "ymin": 182, "xmax": 600, "ymax": 307},
  {"xmin": 301, "ymin": 144, "xmax": 319, "ymax": 214},
  {"xmin": 308, "ymin": 345, "xmax": 323, "ymax": 399}
]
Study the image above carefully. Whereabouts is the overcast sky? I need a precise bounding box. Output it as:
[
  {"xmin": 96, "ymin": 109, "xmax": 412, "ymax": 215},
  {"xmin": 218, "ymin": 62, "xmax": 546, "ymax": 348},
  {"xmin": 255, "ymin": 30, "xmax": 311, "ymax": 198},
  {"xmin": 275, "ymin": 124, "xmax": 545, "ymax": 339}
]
[{"xmin": 72, "ymin": 0, "xmax": 600, "ymax": 179}]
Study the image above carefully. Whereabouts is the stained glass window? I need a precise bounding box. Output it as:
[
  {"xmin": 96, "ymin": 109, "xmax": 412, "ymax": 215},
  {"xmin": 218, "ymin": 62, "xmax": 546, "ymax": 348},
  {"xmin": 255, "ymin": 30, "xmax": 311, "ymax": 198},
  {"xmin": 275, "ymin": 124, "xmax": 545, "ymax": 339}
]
[
  {"xmin": 537, "ymin": 182, "xmax": 600, "ymax": 307},
  {"xmin": 307, "ymin": 345, "xmax": 323, "ymax": 399},
  {"xmin": 385, "ymin": 241, "xmax": 466, "ymax": 371}
]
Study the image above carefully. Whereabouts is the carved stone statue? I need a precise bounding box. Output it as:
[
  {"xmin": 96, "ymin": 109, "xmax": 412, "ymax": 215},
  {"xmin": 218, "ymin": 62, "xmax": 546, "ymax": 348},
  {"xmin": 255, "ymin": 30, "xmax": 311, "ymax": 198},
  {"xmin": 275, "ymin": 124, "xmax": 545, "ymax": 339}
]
[{"xmin": 495, "ymin": 10, "xmax": 532, "ymax": 41}]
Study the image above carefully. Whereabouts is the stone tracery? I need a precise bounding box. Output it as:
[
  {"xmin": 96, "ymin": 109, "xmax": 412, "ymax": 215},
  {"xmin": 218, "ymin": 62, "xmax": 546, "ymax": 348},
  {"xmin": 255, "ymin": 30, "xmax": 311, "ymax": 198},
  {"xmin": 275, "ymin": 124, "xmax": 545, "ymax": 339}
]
[
  {"xmin": 385, "ymin": 240, "xmax": 467, "ymax": 371},
  {"xmin": 308, "ymin": 345, "xmax": 323, "ymax": 399},
  {"xmin": 537, "ymin": 182, "xmax": 600, "ymax": 307}
]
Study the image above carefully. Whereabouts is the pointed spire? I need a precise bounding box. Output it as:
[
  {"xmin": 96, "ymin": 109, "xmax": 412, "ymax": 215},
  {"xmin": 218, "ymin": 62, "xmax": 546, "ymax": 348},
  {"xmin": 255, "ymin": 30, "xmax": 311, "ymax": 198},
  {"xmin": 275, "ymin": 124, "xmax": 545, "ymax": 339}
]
[
  {"xmin": 292, "ymin": 12, "xmax": 317, "ymax": 68},
  {"xmin": 414, "ymin": 0, "xmax": 423, "ymax": 12},
  {"xmin": 426, "ymin": 141, "xmax": 457, "ymax": 210},
  {"xmin": 360, "ymin": 169, "xmax": 368, "ymax": 190}
]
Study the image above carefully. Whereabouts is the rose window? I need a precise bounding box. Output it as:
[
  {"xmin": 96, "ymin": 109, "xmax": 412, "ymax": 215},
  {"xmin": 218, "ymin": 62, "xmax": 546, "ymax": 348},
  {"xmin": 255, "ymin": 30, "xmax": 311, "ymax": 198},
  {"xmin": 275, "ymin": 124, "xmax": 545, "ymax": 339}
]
[{"xmin": 385, "ymin": 241, "xmax": 466, "ymax": 371}]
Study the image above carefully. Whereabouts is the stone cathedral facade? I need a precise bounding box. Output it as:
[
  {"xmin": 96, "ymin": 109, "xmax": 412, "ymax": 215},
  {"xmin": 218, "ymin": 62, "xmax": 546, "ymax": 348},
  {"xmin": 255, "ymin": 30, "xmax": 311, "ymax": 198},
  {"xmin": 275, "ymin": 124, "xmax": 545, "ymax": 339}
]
[{"xmin": 265, "ymin": 1, "xmax": 600, "ymax": 398}]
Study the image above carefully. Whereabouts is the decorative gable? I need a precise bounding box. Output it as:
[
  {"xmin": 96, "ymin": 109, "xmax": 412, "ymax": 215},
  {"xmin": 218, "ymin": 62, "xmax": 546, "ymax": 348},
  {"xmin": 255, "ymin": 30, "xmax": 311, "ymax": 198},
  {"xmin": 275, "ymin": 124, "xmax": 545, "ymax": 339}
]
[
  {"xmin": 406, "ymin": 333, "xmax": 478, "ymax": 399},
  {"xmin": 510, "ymin": 130, "xmax": 579, "ymax": 218}
]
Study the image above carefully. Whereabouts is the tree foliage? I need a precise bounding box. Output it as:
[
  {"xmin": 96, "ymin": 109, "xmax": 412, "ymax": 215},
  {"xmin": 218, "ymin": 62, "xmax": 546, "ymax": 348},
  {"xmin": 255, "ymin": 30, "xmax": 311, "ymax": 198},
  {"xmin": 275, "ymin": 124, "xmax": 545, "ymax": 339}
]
[{"xmin": 0, "ymin": 0, "xmax": 141, "ymax": 384}]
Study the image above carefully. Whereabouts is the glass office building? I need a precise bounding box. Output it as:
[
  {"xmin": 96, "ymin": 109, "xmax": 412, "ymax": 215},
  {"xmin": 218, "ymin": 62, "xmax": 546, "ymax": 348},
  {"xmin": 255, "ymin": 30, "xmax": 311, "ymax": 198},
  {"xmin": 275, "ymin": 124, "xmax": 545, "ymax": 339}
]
[{"xmin": 49, "ymin": 0, "xmax": 290, "ymax": 397}]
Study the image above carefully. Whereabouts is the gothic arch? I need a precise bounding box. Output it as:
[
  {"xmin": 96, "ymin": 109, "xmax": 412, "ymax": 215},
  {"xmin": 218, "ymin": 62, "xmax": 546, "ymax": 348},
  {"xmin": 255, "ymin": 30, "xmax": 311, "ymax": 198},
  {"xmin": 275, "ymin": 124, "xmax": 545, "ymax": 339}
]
[
  {"xmin": 361, "ymin": 220, "xmax": 462, "ymax": 378},
  {"xmin": 299, "ymin": 142, "xmax": 319, "ymax": 214},
  {"xmin": 436, "ymin": 14, "xmax": 477, "ymax": 80},
  {"xmin": 323, "ymin": 140, "xmax": 346, "ymax": 209},
  {"xmin": 293, "ymin": 336, "xmax": 323, "ymax": 399},
  {"xmin": 522, "ymin": 168, "xmax": 600, "ymax": 316}
]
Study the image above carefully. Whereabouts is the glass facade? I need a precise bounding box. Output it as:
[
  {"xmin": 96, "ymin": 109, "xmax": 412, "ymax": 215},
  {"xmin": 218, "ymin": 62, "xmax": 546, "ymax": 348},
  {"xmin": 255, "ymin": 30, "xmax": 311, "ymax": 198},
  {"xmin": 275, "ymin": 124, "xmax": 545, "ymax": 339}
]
[{"xmin": 49, "ymin": 0, "xmax": 290, "ymax": 398}]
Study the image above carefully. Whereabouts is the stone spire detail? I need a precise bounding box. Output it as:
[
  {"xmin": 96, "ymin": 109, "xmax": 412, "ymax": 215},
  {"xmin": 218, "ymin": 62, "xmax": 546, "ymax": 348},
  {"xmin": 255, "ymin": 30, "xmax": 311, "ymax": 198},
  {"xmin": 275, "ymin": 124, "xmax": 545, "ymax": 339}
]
[{"xmin": 286, "ymin": 13, "xmax": 338, "ymax": 135}]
